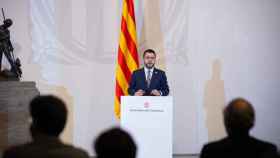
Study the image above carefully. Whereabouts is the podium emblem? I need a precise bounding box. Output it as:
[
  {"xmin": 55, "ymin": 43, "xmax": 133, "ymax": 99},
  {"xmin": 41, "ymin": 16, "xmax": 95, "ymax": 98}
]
[{"xmin": 144, "ymin": 102, "xmax": 150, "ymax": 108}]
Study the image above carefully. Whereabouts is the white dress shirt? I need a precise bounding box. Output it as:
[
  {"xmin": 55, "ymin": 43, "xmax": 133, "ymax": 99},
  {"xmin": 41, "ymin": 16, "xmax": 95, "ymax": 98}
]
[{"xmin": 144, "ymin": 67, "xmax": 154, "ymax": 81}]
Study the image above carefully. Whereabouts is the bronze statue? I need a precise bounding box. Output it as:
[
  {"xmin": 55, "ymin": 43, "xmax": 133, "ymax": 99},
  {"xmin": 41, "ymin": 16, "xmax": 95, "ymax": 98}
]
[{"xmin": 0, "ymin": 8, "xmax": 22, "ymax": 80}]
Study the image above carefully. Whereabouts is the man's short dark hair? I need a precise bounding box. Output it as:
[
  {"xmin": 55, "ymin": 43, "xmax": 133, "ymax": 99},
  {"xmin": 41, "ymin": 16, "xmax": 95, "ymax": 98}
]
[
  {"xmin": 224, "ymin": 98, "xmax": 255, "ymax": 135},
  {"xmin": 143, "ymin": 49, "xmax": 156, "ymax": 58},
  {"xmin": 94, "ymin": 127, "xmax": 137, "ymax": 158},
  {"xmin": 30, "ymin": 95, "xmax": 67, "ymax": 137}
]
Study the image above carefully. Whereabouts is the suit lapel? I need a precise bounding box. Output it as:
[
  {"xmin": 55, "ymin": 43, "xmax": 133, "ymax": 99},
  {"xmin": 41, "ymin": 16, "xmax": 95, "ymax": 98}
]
[
  {"xmin": 140, "ymin": 68, "xmax": 148, "ymax": 88},
  {"xmin": 150, "ymin": 68, "xmax": 158, "ymax": 88},
  {"xmin": 140, "ymin": 67, "xmax": 158, "ymax": 89}
]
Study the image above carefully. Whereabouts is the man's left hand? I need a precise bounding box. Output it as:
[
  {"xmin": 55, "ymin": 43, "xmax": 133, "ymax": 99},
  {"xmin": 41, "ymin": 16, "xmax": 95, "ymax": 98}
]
[{"xmin": 150, "ymin": 89, "xmax": 161, "ymax": 96}]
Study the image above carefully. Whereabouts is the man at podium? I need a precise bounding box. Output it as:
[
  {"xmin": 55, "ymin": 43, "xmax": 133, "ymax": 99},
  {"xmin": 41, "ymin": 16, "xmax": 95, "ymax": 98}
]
[{"xmin": 128, "ymin": 49, "xmax": 169, "ymax": 96}]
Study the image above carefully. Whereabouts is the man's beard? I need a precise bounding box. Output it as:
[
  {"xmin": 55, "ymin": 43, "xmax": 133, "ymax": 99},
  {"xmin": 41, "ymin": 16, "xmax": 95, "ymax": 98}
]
[{"xmin": 145, "ymin": 63, "xmax": 154, "ymax": 69}]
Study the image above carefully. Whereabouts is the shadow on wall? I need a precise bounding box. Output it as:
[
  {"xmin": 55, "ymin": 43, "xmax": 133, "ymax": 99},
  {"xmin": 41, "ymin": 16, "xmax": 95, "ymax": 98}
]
[
  {"xmin": 203, "ymin": 59, "xmax": 226, "ymax": 142},
  {"xmin": 138, "ymin": 0, "xmax": 166, "ymax": 70}
]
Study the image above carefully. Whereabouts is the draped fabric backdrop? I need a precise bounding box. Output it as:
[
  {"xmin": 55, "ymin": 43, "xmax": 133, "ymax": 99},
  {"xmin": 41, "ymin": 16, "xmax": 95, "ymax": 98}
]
[{"xmin": 1, "ymin": 0, "xmax": 280, "ymax": 156}]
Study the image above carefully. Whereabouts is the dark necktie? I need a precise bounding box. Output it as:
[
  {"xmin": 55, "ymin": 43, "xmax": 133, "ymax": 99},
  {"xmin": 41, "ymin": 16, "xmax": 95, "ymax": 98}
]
[{"xmin": 147, "ymin": 69, "xmax": 151, "ymax": 87}]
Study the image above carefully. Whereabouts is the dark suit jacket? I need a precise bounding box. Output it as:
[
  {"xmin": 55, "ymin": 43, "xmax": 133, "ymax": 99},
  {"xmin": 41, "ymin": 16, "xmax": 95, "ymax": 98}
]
[
  {"xmin": 128, "ymin": 67, "xmax": 169, "ymax": 96},
  {"xmin": 200, "ymin": 135, "xmax": 278, "ymax": 158},
  {"xmin": 3, "ymin": 135, "xmax": 89, "ymax": 158}
]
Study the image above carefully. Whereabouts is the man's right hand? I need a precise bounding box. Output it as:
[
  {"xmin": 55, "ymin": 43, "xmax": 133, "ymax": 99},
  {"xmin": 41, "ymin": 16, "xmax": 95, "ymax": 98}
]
[{"xmin": 134, "ymin": 89, "xmax": 145, "ymax": 96}]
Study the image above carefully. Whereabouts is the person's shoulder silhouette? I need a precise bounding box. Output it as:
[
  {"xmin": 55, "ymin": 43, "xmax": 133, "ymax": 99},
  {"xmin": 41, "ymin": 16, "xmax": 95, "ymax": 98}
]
[
  {"xmin": 201, "ymin": 98, "xmax": 278, "ymax": 158},
  {"xmin": 3, "ymin": 95, "xmax": 89, "ymax": 158}
]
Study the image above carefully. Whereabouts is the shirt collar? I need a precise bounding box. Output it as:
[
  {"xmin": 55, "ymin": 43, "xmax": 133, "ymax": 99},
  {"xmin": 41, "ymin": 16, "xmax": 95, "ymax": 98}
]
[{"xmin": 144, "ymin": 66, "xmax": 154, "ymax": 73}]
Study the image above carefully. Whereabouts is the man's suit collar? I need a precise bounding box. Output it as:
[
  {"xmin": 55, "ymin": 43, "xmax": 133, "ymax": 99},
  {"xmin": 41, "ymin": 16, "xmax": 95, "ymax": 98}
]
[{"xmin": 141, "ymin": 67, "xmax": 159, "ymax": 73}]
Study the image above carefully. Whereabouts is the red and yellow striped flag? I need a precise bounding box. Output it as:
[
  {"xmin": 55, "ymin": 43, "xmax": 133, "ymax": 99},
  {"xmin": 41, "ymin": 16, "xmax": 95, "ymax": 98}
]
[{"xmin": 115, "ymin": 0, "xmax": 139, "ymax": 118}]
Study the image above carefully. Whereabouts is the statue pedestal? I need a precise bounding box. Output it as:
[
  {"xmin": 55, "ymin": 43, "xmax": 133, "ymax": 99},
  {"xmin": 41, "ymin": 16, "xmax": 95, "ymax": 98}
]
[{"xmin": 0, "ymin": 81, "xmax": 39, "ymax": 154}]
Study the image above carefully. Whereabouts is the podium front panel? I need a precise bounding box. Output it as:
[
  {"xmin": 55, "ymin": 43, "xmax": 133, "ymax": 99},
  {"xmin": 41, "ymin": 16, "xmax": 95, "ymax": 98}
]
[{"xmin": 121, "ymin": 96, "xmax": 173, "ymax": 158}]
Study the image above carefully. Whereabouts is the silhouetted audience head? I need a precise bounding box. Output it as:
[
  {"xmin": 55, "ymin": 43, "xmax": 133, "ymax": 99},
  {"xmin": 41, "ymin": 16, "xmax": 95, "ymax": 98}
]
[
  {"xmin": 223, "ymin": 98, "xmax": 255, "ymax": 136},
  {"xmin": 29, "ymin": 95, "xmax": 67, "ymax": 137},
  {"xmin": 94, "ymin": 127, "xmax": 137, "ymax": 158}
]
